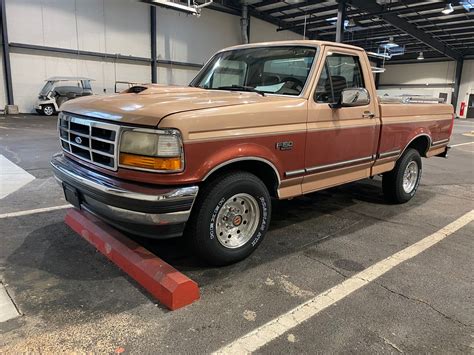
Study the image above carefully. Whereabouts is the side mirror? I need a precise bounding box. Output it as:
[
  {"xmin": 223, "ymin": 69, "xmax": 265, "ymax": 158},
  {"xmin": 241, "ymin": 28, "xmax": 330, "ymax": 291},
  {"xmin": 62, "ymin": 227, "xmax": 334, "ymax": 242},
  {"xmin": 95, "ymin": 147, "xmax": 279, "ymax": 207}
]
[{"xmin": 329, "ymin": 88, "xmax": 370, "ymax": 109}]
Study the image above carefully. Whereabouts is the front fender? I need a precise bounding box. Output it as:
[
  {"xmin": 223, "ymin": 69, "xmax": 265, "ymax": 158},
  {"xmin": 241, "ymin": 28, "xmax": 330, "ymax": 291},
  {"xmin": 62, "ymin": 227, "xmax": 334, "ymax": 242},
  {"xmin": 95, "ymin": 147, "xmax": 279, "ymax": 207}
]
[{"xmin": 194, "ymin": 142, "xmax": 283, "ymax": 181}]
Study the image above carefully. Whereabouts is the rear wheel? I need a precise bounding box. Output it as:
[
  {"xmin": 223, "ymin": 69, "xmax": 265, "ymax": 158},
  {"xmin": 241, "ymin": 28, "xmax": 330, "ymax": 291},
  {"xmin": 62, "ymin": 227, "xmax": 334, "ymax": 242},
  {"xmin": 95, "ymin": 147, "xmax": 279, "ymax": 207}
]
[
  {"xmin": 42, "ymin": 105, "xmax": 55, "ymax": 116},
  {"xmin": 383, "ymin": 148, "xmax": 422, "ymax": 203},
  {"xmin": 186, "ymin": 171, "xmax": 271, "ymax": 266}
]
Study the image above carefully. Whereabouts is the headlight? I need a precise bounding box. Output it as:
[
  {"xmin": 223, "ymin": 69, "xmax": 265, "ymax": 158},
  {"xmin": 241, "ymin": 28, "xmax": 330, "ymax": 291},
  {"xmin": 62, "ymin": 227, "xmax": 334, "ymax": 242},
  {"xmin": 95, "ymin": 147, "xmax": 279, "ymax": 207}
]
[{"xmin": 119, "ymin": 128, "xmax": 184, "ymax": 172}]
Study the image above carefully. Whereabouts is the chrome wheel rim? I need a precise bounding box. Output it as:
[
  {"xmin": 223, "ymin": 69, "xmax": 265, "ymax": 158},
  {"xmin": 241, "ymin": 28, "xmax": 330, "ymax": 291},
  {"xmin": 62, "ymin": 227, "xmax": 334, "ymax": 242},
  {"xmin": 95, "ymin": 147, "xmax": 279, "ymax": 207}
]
[
  {"xmin": 44, "ymin": 106, "xmax": 54, "ymax": 115},
  {"xmin": 403, "ymin": 161, "xmax": 419, "ymax": 193},
  {"xmin": 215, "ymin": 193, "xmax": 260, "ymax": 249}
]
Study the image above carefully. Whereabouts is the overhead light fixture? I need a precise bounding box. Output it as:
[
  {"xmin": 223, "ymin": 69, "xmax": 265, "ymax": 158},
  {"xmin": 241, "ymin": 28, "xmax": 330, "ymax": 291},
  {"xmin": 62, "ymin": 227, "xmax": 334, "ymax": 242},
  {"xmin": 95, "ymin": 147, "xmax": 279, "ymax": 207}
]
[
  {"xmin": 441, "ymin": 3, "xmax": 454, "ymax": 14},
  {"xmin": 380, "ymin": 36, "xmax": 398, "ymax": 49},
  {"xmin": 285, "ymin": 0, "xmax": 305, "ymax": 3},
  {"xmin": 417, "ymin": 51, "xmax": 424, "ymax": 60},
  {"xmin": 460, "ymin": 1, "xmax": 474, "ymax": 12},
  {"xmin": 347, "ymin": 18, "xmax": 356, "ymax": 27}
]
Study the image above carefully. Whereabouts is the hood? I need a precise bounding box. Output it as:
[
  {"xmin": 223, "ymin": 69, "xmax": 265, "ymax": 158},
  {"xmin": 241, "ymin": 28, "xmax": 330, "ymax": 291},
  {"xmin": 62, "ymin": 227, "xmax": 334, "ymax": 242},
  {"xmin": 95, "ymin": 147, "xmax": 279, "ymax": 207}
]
[{"xmin": 61, "ymin": 85, "xmax": 296, "ymax": 127}]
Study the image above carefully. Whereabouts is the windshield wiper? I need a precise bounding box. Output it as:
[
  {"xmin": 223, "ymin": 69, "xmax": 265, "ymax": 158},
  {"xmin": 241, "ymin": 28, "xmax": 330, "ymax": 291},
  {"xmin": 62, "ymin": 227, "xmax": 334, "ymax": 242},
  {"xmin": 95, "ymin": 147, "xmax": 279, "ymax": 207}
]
[{"xmin": 215, "ymin": 85, "xmax": 265, "ymax": 96}]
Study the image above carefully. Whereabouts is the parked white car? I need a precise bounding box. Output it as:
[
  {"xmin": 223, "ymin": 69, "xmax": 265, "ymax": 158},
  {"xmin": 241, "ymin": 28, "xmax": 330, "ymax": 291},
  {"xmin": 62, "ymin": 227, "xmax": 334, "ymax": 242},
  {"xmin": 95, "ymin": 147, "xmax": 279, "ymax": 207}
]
[{"xmin": 35, "ymin": 77, "xmax": 94, "ymax": 116}]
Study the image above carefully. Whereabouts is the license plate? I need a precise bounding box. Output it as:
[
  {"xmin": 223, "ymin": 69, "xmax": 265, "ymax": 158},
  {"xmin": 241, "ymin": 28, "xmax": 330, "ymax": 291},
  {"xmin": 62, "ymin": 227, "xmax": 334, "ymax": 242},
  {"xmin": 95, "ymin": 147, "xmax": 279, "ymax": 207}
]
[{"xmin": 63, "ymin": 183, "xmax": 81, "ymax": 209}]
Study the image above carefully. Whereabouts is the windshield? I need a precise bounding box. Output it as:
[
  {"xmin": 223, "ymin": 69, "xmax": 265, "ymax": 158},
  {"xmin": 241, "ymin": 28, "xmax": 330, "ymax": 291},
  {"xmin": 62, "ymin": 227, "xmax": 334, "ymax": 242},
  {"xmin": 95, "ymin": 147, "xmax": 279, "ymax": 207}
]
[
  {"xmin": 191, "ymin": 46, "xmax": 317, "ymax": 96},
  {"xmin": 40, "ymin": 81, "xmax": 55, "ymax": 96}
]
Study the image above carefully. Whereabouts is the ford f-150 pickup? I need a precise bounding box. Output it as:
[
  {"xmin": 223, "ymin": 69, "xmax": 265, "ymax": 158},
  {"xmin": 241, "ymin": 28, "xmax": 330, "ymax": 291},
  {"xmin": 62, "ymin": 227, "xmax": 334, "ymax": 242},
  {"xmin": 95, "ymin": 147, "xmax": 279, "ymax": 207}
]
[{"xmin": 51, "ymin": 40, "xmax": 454, "ymax": 265}]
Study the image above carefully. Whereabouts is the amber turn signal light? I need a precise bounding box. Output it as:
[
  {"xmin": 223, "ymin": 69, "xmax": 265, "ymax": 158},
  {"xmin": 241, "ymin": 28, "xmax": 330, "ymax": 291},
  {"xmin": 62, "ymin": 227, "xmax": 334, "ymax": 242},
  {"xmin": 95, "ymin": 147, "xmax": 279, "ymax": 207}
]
[{"xmin": 119, "ymin": 153, "xmax": 182, "ymax": 171}]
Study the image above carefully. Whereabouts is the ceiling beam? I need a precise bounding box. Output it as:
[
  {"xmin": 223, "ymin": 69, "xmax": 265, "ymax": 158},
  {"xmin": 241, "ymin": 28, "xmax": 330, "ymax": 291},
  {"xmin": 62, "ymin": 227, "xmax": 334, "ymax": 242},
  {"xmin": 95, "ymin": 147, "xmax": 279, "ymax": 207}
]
[
  {"xmin": 347, "ymin": 0, "xmax": 462, "ymax": 61},
  {"xmin": 253, "ymin": 0, "xmax": 281, "ymax": 8},
  {"xmin": 275, "ymin": 4, "xmax": 339, "ymax": 21},
  {"xmin": 280, "ymin": 4, "xmax": 468, "ymax": 32},
  {"xmin": 316, "ymin": 21, "xmax": 474, "ymax": 38},
  {"xmin": 264, "ymin": 0, "xmax": 325, "ymax": 15}
]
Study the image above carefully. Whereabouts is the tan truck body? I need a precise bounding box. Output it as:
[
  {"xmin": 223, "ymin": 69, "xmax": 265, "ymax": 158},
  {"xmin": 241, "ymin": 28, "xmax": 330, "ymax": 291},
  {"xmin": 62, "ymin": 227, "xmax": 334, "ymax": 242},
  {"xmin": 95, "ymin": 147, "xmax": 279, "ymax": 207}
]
[{"xmin": 52, "ymin": 40, "xmax": 453, "ymax": 264}]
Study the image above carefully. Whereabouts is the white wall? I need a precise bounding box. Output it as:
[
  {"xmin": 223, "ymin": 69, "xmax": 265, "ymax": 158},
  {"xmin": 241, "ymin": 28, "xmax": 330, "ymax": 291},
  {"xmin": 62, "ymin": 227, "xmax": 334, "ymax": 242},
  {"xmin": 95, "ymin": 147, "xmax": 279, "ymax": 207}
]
[
  {"xmin": 4, "ymin": 0, "xmax": 305, "ymax": 112},
  {"xmin": 7, "ymin": 0, "xmax": 150, "ymax": 57},
  {"xmin": 6, "ymin": 0, "xmax": 151, "ymax": 112},
  {"xmin": 10, "ymin": 52, "xmax": 150, "ymax": 113},
  {"xmin": 250, "ymin": 17, "xmax": 305, "ymax": 43},
  {"xmin": 457, "ymin": 60, "xmax": 474, "ymax": 118},
  {"xmin": 154, "ymin": 7, "xmax": 240, "ymax": 86},
  {"xmin": 379, "ymin": 60, "xmax": 474, "ymax": 117},
  {"xmin": 378, "ymin": 61, "xmax": 456, "ymax": 104},
  {"xmin": 380, "ymin": 61, "xmax": 456, "ymax": 85},
  {"xmin": 156, "ymin": 7, "xmax": 240, "ymax": 65}
]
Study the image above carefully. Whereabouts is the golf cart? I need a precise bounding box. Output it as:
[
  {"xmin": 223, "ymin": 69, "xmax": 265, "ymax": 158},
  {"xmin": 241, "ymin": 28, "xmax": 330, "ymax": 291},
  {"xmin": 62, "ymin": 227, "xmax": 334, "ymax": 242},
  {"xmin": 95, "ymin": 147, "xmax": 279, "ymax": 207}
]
[
  {"xmin": 114, "ymin": 81, "xmax": 143, "ymax": 93},
  {"xmin": 35, "ymin": 77, "xmax": 95, "ymax": 116}
]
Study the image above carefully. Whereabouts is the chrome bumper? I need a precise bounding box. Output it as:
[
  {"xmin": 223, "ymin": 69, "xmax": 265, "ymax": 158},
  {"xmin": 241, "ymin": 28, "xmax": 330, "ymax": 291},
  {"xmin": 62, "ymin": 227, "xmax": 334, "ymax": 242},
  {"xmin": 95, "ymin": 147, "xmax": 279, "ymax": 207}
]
[{"xmin": 51, "ymin": 153, "xmax": 199, "ymax": 238}]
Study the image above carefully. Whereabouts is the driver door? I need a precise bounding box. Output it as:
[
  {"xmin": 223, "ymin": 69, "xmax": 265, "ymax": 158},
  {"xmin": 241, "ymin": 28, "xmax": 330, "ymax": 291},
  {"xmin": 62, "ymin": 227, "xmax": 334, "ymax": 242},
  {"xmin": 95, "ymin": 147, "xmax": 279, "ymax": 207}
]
[{"xmin": 302, "ymin": 48, "xmax": 380, "ymax": 193}]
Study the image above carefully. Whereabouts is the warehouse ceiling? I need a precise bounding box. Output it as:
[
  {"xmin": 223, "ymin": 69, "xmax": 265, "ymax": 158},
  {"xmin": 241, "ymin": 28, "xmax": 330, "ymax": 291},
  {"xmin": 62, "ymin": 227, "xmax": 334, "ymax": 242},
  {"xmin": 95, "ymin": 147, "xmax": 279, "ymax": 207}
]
[{"xmin": 193, "ymin": 0, "xmax": 474, "ymax": 63}]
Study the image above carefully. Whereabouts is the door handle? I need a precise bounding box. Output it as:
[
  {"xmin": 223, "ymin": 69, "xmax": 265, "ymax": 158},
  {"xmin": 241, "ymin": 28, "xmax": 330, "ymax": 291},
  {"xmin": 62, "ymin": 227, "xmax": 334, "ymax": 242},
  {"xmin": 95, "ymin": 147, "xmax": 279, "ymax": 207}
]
[{"xmin": 363, "ymin": 111, "xmax": 375, "ymax": 118}]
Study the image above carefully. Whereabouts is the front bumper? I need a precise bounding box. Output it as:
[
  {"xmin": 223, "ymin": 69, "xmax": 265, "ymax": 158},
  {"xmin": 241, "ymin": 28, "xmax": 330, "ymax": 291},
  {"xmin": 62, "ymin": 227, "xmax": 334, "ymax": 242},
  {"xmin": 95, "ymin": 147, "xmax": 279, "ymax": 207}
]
[{"xmin": 51, "ymin": 153, "xmax": 199, "ymax": 238}]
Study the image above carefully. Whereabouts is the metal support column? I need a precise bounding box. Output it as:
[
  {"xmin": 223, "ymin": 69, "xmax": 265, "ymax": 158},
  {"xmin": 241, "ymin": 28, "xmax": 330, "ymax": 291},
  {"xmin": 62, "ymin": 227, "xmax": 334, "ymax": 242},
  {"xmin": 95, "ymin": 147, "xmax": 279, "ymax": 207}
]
[
  {"xmin": 241, "ymin": 4, "xmax": 249, "ymax": 44},
  {"xmin": 150, "ymin": 6, "xmax": 157, "ymax": 84},
  {"xmin": 335, "ymin": 0, "xmax": 346, "ymax": 43},
  {"xmin": 1, "ymin": 0, "xmax": 13, "ymax": 105},
  {"xmin": 451, "ymin": 59, "xmax": 463, "ymax": 111}
]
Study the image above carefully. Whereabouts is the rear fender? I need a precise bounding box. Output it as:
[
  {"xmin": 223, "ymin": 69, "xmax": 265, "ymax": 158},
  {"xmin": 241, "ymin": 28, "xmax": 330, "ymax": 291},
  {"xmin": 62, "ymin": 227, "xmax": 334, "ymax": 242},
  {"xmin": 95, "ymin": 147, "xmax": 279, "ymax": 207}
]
[{"xmin": 401, "ymin": 129, "xmax": 432, "ymax": 157}]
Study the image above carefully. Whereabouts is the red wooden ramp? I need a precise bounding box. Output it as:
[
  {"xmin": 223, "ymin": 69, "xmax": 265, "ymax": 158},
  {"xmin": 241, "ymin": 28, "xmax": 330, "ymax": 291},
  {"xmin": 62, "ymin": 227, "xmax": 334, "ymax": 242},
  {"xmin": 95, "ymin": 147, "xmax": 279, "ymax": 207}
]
[{"xmin": 65, "ymin": 209, "xmax": 200, "ymax": 310}]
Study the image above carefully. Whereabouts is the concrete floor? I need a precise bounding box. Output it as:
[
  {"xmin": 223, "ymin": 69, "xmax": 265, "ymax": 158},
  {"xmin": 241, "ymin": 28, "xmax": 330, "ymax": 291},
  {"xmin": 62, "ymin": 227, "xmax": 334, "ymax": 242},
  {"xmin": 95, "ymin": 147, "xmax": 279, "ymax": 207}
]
[{"xmin": 0, "ymin": 114, "xmax": 473, "ymax": 353}]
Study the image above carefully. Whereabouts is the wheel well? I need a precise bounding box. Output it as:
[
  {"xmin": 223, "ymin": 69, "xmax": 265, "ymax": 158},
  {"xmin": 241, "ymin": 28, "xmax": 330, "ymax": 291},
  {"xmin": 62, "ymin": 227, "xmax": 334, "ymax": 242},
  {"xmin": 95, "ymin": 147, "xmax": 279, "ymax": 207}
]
[
  {"xmin": 203, "ymin": 160, "xmax": 280, "ymax": 197},
  {"xmin": 406, "ymin": 135, "xmax": 430, "ymax": 157}
]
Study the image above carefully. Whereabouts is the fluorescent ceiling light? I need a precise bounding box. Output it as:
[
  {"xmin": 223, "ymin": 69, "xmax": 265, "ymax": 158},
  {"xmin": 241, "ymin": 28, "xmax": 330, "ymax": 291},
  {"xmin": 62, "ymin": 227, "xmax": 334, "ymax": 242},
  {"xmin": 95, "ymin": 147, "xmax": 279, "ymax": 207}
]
[
  {"xmin": 441, "ymin": 3, "xmax": 454, "ymax": 14},
  {"xmin": 347, "ymin": 18, "xmax": 356, "ymax": 27},
  {"xmin": 460, "ymin": 0, "xmax": 474, "ymax": 12},
  {"xmin": 380, "ymin": 37, "xmax": 399, "ymax": 49}
]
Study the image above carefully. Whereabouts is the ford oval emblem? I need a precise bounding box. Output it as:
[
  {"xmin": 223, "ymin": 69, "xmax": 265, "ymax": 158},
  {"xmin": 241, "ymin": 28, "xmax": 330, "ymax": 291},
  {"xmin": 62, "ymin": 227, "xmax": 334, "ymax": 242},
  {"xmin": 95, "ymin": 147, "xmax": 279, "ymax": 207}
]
[{"xmin": 75, "ymin": 136, "xmax": 83, "ymax": 144}]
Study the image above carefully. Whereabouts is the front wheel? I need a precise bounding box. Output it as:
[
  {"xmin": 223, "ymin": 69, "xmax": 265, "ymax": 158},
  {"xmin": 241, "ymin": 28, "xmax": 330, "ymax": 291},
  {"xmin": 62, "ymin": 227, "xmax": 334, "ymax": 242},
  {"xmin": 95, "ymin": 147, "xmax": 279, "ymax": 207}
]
[
  {"xmin": 42, "ymin": 105, "xmax": 55, "ymax": 116},
  {"xmin": 186, "ymin": 171, "xmax": 271, "ymax": 266},
  {"xmin": 383, "ymin": 148, "xmax": 422, "ymax": 203}
]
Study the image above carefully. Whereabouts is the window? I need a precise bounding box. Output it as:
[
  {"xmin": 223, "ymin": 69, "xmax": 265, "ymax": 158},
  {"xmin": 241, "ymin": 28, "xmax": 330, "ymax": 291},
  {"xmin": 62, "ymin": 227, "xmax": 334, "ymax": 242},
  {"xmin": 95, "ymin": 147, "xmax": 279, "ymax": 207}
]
[
  {"xmin": 314, "ymin": 53, "xmax": 365, "ymax": 104},
  {"xmin": 261, "ymin": 56, "xmax": 314, "ymax": 93},
  {"xmin": 191, "ymin": 46, "xmax": 317, "ymax": 96},
  {"xmin": 199, "ymin": 59, "xmax": 247, "ymax": 89}
]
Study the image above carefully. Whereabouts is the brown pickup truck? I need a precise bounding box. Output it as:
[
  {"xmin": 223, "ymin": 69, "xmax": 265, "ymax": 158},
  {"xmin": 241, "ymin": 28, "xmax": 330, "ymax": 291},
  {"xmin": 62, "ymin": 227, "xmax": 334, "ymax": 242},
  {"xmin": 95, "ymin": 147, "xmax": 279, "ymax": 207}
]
[{"xmin": 51, "ymin": 40, "xmax": 454, "ymax": 265}]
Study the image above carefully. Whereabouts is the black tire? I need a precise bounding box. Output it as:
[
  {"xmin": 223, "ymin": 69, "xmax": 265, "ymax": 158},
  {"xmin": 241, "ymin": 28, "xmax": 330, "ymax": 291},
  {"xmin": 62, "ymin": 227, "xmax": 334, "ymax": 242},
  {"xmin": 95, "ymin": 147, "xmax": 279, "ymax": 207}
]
[
  {"xmin": 42, "ymin": 105, "xmax": 55, "ymax": 116},
  {"xmin": 383, "ymin": 148, "xmax": 422, "ymax": 204},
  {"xmin": 185, "ymin": 171, "xmax": 271, "ymax": 266}
]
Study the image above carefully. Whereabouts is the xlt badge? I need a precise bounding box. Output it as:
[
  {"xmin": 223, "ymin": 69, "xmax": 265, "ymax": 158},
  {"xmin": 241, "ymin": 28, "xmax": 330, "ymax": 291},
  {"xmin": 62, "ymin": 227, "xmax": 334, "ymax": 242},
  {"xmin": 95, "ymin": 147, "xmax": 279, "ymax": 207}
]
[{"xmin": 276, "ymin": 141, "xmax": 293, "ymax": 151}]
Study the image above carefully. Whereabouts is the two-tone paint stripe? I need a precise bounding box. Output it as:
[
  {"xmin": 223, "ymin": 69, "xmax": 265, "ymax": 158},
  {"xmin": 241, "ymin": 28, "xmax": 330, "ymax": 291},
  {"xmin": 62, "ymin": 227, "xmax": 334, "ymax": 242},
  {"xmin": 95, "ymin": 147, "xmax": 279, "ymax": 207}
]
[
  {"xmin": 285, "ymin": 155, "xmax": 374, "ymax": 177},
  {"xmin": 378, "ymin": 149, "xmax": 401, "ymax": 159},
  {"xmin": 432, "ymin": 138, "xmax": 450, "ymax": 146}
]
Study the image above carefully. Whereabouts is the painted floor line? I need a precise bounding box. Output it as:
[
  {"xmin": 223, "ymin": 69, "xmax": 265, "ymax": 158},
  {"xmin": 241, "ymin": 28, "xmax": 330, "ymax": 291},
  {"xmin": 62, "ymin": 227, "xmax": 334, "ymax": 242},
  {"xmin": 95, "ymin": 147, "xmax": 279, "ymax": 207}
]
[
  {"xmin": 0, "ymin": 283, "xmax": 20, "ymax": 323},
  {"xmin": 0, "ymin": 204, "xmax": 71, "ymax": 219},
  {"xmin": 213, "ymin": 210, "xmax": 474, "ymax": 355},
  {"xmin": 0, "ymin": 155, "xmax": 35, "ymax": 199},
  {"xmin": 450, "ymin": 141, "xmax": 474, "ymax": 148}
]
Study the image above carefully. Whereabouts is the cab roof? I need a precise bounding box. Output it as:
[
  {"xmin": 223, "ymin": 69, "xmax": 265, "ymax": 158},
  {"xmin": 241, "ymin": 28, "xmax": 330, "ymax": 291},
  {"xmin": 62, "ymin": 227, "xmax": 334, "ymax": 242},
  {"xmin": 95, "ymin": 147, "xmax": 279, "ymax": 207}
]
[
  {"xmin": 46, "ymin": 76, "xmax": 95, "ymax": 81},
  {"xmin": 219, "ymin": 40, "xmax": 364, "ymax": 53}
]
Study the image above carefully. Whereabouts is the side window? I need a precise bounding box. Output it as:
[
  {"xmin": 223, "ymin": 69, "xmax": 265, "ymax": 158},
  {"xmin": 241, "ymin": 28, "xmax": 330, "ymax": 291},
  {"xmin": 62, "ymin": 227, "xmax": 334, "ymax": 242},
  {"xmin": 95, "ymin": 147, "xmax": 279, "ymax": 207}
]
[
  {"xmin": 314, "ymin": 53, "xmax": 365, "ymax": 104},
  {"xmin": 314, "ymin": 63, "xmax": 332, "ymax": 103}
]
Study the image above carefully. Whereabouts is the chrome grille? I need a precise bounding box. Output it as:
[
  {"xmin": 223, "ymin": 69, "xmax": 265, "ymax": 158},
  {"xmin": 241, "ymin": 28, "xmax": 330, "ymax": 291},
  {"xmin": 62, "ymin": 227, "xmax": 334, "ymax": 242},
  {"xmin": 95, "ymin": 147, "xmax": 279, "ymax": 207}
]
[{"xmin": 58, "ymin": 113, "xmax": 120, "ymax": 171}]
